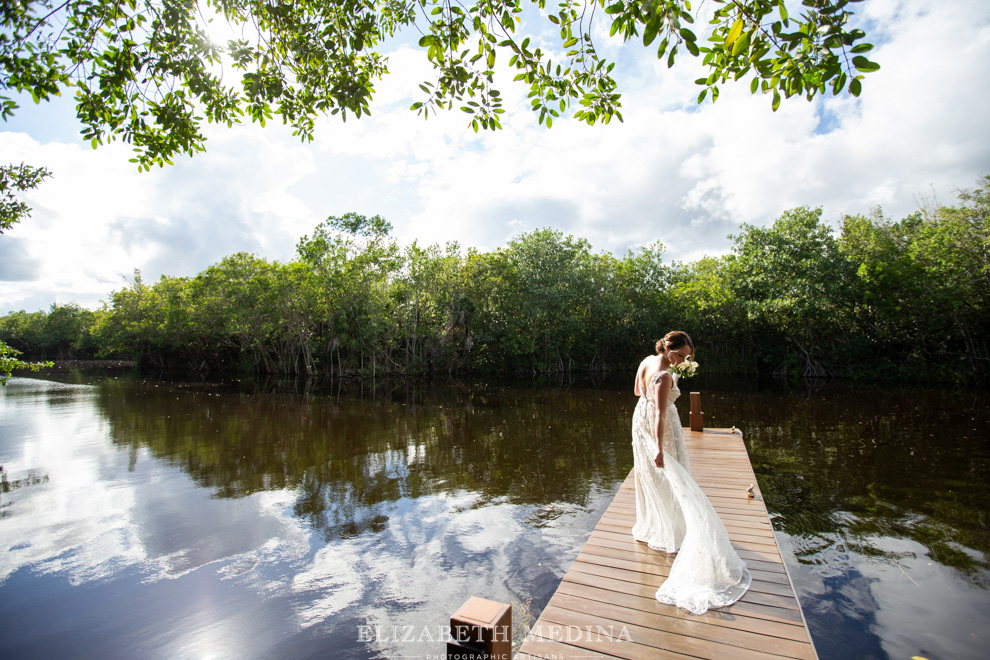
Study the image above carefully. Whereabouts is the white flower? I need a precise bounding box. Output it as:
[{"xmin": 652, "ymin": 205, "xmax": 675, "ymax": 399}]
[{"xmin": 670, "ymin": 358, "xmax": 700, "ymax": 379}]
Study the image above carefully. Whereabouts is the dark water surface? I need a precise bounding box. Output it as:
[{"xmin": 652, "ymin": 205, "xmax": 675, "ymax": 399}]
[{"xmin": 0, "ymin": 372, "xmax": 987, "ymax": 659}]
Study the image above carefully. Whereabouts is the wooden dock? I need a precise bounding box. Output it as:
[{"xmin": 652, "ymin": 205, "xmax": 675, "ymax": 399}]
[{"xmin": 516, "ymin": 427, "xmax": 818, "ymax": 660}]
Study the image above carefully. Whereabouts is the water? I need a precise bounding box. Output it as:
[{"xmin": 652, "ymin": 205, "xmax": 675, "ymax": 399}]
[{"xmin": 0, "ymin": 372, "xmax": 987, "ymax": 659}]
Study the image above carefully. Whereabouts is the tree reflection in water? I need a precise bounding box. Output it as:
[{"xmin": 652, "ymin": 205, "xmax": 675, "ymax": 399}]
[{"xmin": 93, "ymin": 377, "xmax": 635, "ymax": 543}]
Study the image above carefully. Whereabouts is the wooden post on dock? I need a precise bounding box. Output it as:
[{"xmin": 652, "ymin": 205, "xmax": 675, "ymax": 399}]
[
  {"xmin": 690, "ymin": 391, "xmax": 704, "ymax": 431},
  {"xmin": 447, "ymin": 596, "xmax": 511, "ymax": 660}
]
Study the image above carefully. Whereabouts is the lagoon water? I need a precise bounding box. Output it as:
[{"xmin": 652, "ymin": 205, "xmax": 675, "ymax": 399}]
[{"xmin": 1, "ymin": 372, "xmax": 987, "ymax": 659}]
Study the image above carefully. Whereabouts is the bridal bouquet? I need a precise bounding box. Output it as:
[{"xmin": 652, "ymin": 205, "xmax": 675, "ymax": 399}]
[{"xmin": 670, "ymin": 358, "xmax": 699, "ymax": 379}]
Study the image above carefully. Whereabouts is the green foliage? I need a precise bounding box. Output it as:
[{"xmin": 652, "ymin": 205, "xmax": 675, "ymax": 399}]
[
  {"xmin": 43, "ymin": 302, "xmax": 101, "ymax": 358},
  {"xmin": 0, "ymin": 340, "xmax": 49, "ymax": 384},
  {"xmin": 503, "ymin": 229, "xmax": 596, "ymax": 370},
  {"xmin": 839, "ymin": 208, "xmax": 928, "ymax": 360},
  {"xmin": 0, "ymin": 305, "xmax": 66, "ymax": 384},
  {"xmin": 296, "ymin": 213, "xmax": 402, "ymax": 376},
  {"xmin": 695, "ymin": 0, "xmax": 878, "ymax": 106},
  {"xmin": 1, "ymin": 1, "xmax": 876, "ymax": 168},
  {"xmin": 582, "ymin": 249, "xmax": 647, "ymax": 373},
  {"xmin": 92, "ymin": 270, "xmax": 176, "ymax": 366},
  {"xmin": 0, "ymin": 308, "xmax": 47, "ymax": 355},
  {"xmin": 727, "ymin": 206, "xmax": 856, "ymax": 377},
  {"xmin": 840, "ymin": 176, "xmax": 990, "ymax": 379},
  {"xmin": 395, "ymin": 240, "xmax": 471, "ymax": 373},
  {"xmin": 0, "ymin": 302, "xmax": 100, "ymax": 374},
  {"xmin": 0, "ymin": 163, "xmax": 51, "ymax": 233},
  {"xmin": 667, "ymin": 256, "xmax": 748, "ymax": 372}
]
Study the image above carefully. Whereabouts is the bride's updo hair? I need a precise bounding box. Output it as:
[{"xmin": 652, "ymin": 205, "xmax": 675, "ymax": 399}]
[{"xmin": 656, "ymin": 331, "xmax": 694, "ymax": 355}]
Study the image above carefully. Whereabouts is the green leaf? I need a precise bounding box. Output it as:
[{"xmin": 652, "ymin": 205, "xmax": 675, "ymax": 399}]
[
  {"xmin": 657, "ymin": 37, "xmax": 669, "ymax": 59},
  {"xmin": 772, "ymin": 88, "xmax": 781, "ymax": 111},
  {"xmin": 731, "ymin": 31, "xmax": 751, "ymax": 57},
  {"xmin": 644, "ymin": 21, "xmax": 659, "ymax": 48},
  {"xmin": 832, "ymin": 71, "xmax": 847, "ymax": 95},
  {"xmin": 852, "ymin": 56, "xmax": 880, "ymax": 72},
  {"xmin": 724, "ymin": 18, "xmax": 744, "ymax": 49},
  {"xmin": 849, "ymin": 77, "xmax": 862, "ymax": 97}
]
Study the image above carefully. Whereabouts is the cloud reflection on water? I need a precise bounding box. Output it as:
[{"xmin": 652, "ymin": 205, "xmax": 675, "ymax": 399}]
[
  {"xmin": 780, "ymin": 523, "xmax": 990, "ymax": 660},
  {"xmin": 1, "ymin": 381, "xmax": 146, "ymax": 586},
  {"xmin": 0, "ymin": 387, "xmax": 310, "ymax": 588}
]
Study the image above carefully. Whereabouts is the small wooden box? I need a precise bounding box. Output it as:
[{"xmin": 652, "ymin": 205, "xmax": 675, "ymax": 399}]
[{"xmin": 448, "ymin": 597, "xmax": 511, "ymax": 660}]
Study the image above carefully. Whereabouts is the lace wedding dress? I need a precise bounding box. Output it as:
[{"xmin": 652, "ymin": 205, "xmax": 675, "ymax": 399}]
[{"xmin": 631, "ymin": 371, "xmax": 752, "ymax": 614}]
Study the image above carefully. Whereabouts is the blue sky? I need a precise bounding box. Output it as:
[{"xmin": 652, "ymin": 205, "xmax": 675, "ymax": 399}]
[{"xmin": 2, "ymin": 0, "xmax": 989, "ymax": 313}]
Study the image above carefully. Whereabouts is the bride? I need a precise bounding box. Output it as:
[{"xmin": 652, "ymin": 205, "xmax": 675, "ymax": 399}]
[{"xmin": 631, "ymin": 330, "xmax": 751, "ymax": 614}]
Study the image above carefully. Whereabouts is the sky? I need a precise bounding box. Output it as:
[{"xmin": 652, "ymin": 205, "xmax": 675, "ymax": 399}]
[{"xmin": 2, "ymin": 0, "xmax": 989, "ymax": 314}]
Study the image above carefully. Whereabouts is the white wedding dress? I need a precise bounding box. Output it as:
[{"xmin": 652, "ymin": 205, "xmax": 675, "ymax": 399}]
[{"xmin": 631, "ymin": 371, "xmax": 751, "ymax": 614}]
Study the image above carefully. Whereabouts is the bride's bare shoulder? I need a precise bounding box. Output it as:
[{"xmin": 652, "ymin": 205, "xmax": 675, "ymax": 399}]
[
  {"xmin": 641, "ymin": 355, "xmax": 662, "ymax": 369},
  {"xmin": 634, "ymin": 356, "xmax": 661, "ymax": 395},
  {"xmin": 634, "ymin": 357, "xmax": 653, "ymax": 395}
]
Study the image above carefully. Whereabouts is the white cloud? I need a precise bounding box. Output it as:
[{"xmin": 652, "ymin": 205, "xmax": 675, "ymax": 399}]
[
  {"xmin": 1, "ymin": 0, "xmax": 988, "ymax": 312},
  {"xmin": 0, "ymin": 125, "xmax": 318, "ymax": 311}
]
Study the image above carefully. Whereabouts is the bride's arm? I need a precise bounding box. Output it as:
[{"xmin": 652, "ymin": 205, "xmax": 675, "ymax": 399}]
[{"xmin": 652, "ymin": 372, "xmax": 672, "ymax": 468}]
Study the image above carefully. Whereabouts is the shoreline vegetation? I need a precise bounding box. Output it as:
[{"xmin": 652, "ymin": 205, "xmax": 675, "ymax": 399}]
[
  {"xmin": 21, "ymin": 359, "xmax": 137, "ymax": 371},
  {"xmin": 3, "ymin": 177, "xmax": 988, "ymax": 384}
]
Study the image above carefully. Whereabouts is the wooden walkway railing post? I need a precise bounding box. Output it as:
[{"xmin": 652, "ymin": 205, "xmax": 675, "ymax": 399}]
[
  {"xmin": 690, "ymin": 391, "xmax": 704, "ymax": 431},
  {"xmin": 446, "ymin": 596, "xmax": 512, "ymax": 660}
]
